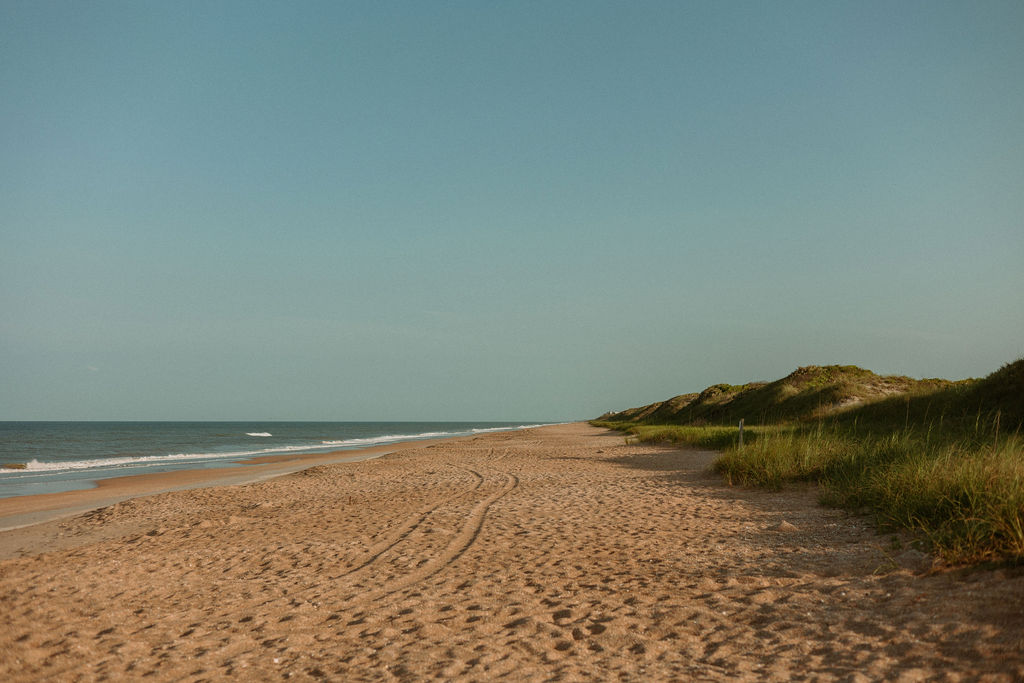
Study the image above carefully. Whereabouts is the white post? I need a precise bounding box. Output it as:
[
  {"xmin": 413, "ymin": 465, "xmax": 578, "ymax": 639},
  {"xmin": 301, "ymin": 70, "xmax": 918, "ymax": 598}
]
[{"xmin": 738, "ymin": 418, "xmax": 744, "ymax": 449}]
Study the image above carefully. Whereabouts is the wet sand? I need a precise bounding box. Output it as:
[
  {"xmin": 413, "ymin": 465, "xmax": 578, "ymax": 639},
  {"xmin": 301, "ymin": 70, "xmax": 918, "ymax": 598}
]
[{"xmin": 1, "ymin": 423, "xmax": 1021, "ymax": 681}]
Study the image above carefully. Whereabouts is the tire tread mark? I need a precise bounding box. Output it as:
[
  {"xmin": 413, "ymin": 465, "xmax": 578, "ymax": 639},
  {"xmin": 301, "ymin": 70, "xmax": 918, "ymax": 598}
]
[
  {"xmin": 290, "ymin": 465, "xmax": 483, "ymax": 600},
  {"xmin": 329, "ymin": 467, "xmax": 484, "ymax": 581},
  {"xmin": 370, "ymin": 466, "xmax": 519, "ymax": 599}
]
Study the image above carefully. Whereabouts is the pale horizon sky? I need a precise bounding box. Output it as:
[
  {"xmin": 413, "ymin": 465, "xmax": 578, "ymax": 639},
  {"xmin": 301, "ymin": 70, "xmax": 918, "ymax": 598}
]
[{"xmin": 2, "ymin": 1, "xmax": 1023, "ymax": 421}]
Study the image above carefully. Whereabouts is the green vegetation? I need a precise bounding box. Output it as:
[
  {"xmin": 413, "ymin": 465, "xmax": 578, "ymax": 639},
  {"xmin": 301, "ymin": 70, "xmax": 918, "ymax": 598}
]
[
  {"xmin": 598, "ymin": 364, "xmax": 958, "ymax": 426},
  {"xmin": 593, "ymin": 422, "xmax": 768, "ymax": 451},
  {"xmin": 594, "ymin": 359, "xmax": 1024, "ymax": 565}
]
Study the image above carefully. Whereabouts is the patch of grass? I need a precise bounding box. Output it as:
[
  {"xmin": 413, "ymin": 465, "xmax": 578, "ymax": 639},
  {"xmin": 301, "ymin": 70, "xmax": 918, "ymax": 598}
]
[
  {"xmin": 593, "ymin": 358, "xmax": 1024, "ymax": 565},
  {"xmin": 592, "ymin": 420, "xmax": 762, "ymax": 451},
  {"xmin": 713, "ymin": 423, "xmax": 838, "ymax": 489},
  {"xmin": 712, "ymin": 413, "xmax": 1024, "ymax": 563},
  {"xmin": 822, "ymin": 428, "xmax": 1024, "ymax": 563}
]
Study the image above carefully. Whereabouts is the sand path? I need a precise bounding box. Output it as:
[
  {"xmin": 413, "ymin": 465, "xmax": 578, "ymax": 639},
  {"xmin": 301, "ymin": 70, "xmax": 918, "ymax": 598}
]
[{"xmin": 1, "ymin": 423, "xmax": 1021, "ymax": 681}]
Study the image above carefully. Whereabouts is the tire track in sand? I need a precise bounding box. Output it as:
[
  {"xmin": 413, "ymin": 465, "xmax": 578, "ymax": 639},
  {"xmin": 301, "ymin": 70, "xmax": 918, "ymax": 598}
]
[
  {"xmin": 324, "ymin": 466, "xmax": 484, "ymax": 582},
  {"xmin": 278, "ymin": 464, "xmax": 485, "ymax": 607},
  {"xmin": 365, "ymin": 465, "xmax": 519, "ymax": 600}
]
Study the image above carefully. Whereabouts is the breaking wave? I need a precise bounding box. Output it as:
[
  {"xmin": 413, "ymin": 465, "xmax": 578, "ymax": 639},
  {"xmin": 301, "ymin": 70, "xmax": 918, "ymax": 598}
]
[{"xmin": 4, "ymin": 424, "xmax": 559, "ymax": 475}]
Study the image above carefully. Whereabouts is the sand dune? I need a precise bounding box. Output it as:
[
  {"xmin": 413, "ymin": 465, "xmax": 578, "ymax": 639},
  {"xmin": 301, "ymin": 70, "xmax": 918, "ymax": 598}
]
[{"xmin": 1, "ymin": 423, "xmax": 1021, "ymax": 681}]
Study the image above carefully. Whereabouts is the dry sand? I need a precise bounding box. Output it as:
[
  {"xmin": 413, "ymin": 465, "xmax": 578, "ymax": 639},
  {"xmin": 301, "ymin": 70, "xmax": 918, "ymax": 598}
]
[{"xmin": 1, "ymin": 423, "xmax": 1021, "ymax": 681}]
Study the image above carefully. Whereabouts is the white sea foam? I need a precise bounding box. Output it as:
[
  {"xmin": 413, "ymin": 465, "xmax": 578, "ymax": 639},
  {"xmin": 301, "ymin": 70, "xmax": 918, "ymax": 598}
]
[
  {"xmin": 246, "ymin": 432, "xmax": 272, "ymax": 437},
  {"xmin": 471, "ymin": 423, "xmax": 549, "ymax": 433},
  {"xmin": 320, "ymin": 431, "xmax": 458, "ymax": 447},
  {"xmin": 321, "ymin": 424, "xmax": 554, "ymax": 446},
  {"xmin": 15, "ymin": 444, "xmax": 334, "ymax": 473},
  {"xmin": 2, "ymin": 423, "xmax": 562, "ymax": 476}
]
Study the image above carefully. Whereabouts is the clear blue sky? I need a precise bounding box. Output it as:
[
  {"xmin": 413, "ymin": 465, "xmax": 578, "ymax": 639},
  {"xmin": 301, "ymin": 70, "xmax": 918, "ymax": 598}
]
[{"xmin": 2, "ymin": 1, "xmax": 1022, "ymax": 420}]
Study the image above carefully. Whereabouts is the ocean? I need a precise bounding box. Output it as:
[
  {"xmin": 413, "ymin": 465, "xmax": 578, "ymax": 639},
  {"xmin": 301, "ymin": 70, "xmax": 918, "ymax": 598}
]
[{"xmin": 0, "ymin": 421, "xmax": 551, "ymax": 499}]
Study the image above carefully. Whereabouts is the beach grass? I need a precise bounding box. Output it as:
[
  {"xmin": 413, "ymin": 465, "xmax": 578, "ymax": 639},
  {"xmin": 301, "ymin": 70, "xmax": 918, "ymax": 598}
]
[
  {"xmin": 722, "ymin": 414, "xmax": 1022, "ymax": 562},
  {"xmin": 597, "ymin": 416, "xmax": 1024, "ymax": 564},
  {"xmin": 594, "ymin": 422, "xmax": 763, "ymax": 451},
  {"xmin": 593, "ymin": 359, "xmax": 1024, "ymax": 565}
]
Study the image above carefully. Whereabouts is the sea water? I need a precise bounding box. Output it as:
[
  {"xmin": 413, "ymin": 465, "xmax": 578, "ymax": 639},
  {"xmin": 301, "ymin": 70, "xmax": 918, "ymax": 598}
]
[{"xmin": 0, "ymin": 421, "xmax": 550, "ymax": 499}]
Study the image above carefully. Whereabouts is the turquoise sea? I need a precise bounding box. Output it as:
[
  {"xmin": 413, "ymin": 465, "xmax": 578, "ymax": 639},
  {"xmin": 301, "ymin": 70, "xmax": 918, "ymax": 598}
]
[{"xmin": 0, "ymin": 421, "xmax": 550, "ymax": 499}]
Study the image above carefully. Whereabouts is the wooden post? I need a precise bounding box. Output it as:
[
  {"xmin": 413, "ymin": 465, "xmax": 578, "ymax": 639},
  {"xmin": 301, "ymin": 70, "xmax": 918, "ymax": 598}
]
[{"xmin": 738, "ymin": 418, "xmax": 744, "ymax": 449}]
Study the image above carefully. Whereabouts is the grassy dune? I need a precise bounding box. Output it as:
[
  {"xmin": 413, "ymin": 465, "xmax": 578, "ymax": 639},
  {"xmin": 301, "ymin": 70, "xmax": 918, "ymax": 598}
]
[{"xmin": 595, "ymin": 359, "xmax": 1024, "ymax": 564}]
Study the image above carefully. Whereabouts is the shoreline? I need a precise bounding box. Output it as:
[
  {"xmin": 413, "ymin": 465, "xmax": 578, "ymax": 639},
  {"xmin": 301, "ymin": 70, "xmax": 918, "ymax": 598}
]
[
  {"xmin": 0, "ymin": 429, "xmax": 508, "ymax": 534},
  {"xmin": 2, "ymin": 422, "xmax": 1021, "ymax": 680}
]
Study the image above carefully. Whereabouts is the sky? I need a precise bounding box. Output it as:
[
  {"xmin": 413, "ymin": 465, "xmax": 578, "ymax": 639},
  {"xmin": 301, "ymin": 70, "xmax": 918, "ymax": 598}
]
[{"xmin": 2, "ymin": 1, "xmax": 1022, "ymax": 421}]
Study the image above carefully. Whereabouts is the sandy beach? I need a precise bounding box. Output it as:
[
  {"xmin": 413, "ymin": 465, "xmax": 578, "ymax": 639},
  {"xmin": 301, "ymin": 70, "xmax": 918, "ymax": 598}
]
[{"xmin": 1, "ymin": 423, "xmax": 1021, "ymax": 681}]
